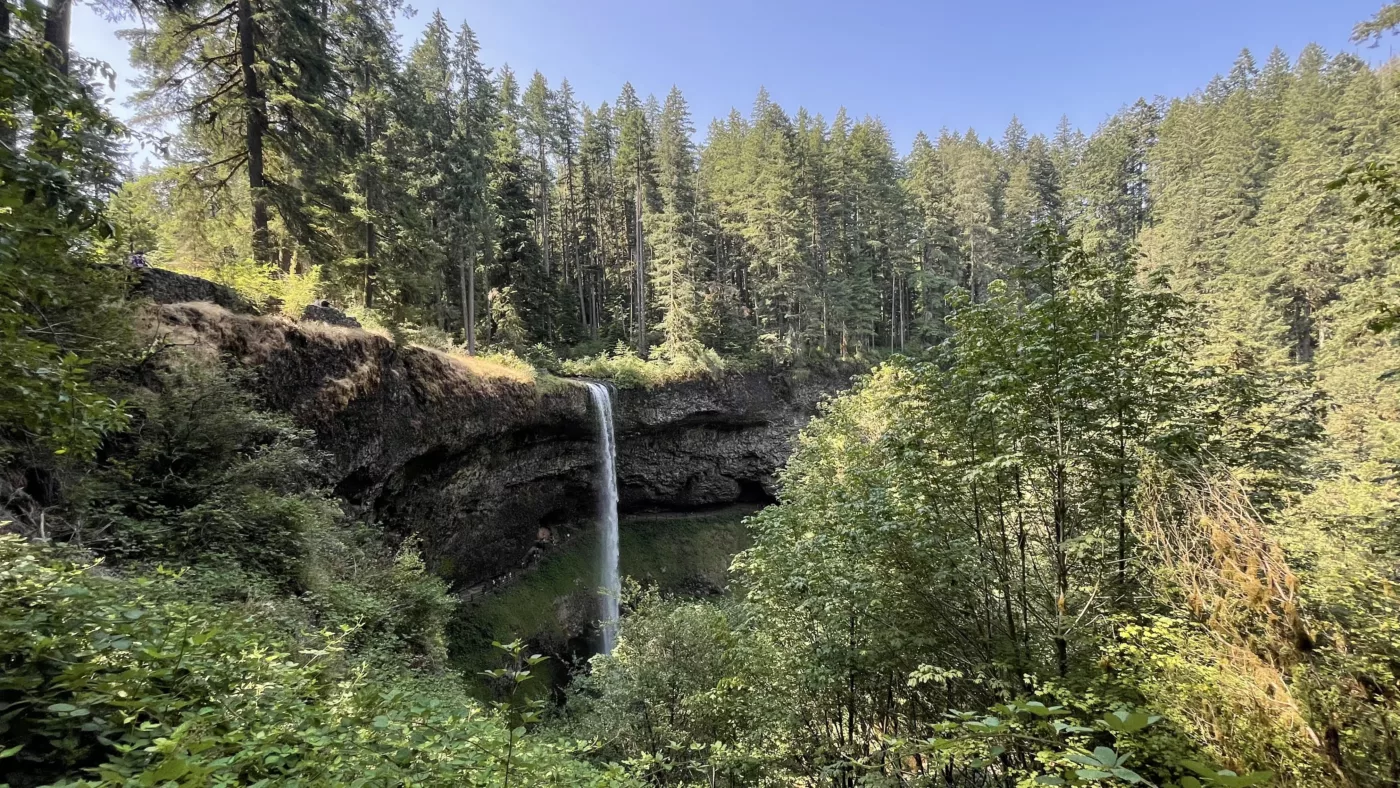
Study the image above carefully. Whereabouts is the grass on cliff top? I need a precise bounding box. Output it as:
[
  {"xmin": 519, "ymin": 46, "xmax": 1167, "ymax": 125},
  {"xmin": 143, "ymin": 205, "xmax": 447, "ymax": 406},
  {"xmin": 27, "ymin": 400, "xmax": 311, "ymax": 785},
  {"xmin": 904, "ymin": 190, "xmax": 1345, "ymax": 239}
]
[
  {"xmin": 556, "ymin": 345, "xmax": 732, "ymax": 388},
  {"xmin": 552, "ymin": 342, "xmax": 878, "ymax": 389},
  {"xmin": 444, "ymin": 349, "xmax": 538, "ymax": 385}
]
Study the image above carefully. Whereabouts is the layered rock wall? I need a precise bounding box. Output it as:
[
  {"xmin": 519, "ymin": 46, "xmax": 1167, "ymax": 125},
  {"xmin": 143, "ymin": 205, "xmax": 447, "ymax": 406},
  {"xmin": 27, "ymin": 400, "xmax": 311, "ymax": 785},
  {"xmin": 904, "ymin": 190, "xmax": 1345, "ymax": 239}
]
[{"xmin": 152, "ymin": 302, "xmax": 851, "ymax": 590}]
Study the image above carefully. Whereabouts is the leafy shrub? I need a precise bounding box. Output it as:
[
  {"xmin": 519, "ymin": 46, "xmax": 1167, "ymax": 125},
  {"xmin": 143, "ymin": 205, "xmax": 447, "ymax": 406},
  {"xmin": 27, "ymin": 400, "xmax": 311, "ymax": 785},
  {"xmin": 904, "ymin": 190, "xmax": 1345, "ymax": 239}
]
[
  {"xmin": 890, "ymin": 696, "xmax": 1272, "ymax": 788},
  {"xmin": 161, "ymin": 258, "xmax": 325, "ymax": 317},
  {"xmin": 66, "ymin": 356, "xmax": 464, "ymax": 670},
  {"xmin": 0, "ymin": 535, "xmax": 634, "ymax": 787},
  {"xmin": 301, "ymin": 530, "xmax": 457, "ymax": 669},
  {"xmin": 570, "ymin": 591, "xmax": 1265, "ymax": 787},
  {"xmin": 0, "ymin": 5, "xmax": 131, "ymax": 461},
  {"xmin": 71, "ymin": 359, "xmax": 330, "ymax": 581},
  {"xmin": 566, "ymin": 591, "xmax": 787, "ymax": 784},
  {"xmin": 558, "ymin": 345, "xmax": 728, "ymax": 388}
]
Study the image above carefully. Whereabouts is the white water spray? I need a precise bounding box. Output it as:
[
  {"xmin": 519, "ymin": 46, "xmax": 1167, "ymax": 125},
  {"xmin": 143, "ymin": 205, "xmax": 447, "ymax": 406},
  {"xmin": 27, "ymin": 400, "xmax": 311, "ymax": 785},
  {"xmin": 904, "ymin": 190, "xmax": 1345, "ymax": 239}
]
[{"xmin": 585, "ymin": 382, "xmax": 620, "ymax": 654}]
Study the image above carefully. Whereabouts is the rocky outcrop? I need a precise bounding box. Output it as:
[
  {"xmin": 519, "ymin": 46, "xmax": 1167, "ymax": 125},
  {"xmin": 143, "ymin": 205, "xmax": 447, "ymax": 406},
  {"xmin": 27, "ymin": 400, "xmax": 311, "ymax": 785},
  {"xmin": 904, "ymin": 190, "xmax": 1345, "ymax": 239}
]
[
  {"xmin": 613, "ymin": 375, "xmax": 835, "ymax": 512},
  {"xmin": 133, "ymin": 267, "xmax": 259, "ymax": 314},
  {"xmin": 150, "ymin": 302, "xmax": 853, "ymax": 590},
  {"xmin": 301, "ymin": 302, "xmax": 362, "ymax": 329}
]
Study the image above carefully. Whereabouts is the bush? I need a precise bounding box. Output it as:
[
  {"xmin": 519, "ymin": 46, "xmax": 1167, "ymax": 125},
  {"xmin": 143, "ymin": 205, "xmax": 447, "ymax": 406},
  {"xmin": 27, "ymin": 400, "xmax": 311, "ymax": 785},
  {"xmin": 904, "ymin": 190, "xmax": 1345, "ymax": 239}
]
[
  {"xmin": 66, "ymin": 356, "xmax": 468, "ymax": 670},
  {"xmin": 0, "ymin": 10, "xmax": 131, "ymax": 461},
  {"xmin": 301, "ymin": 531, "xmax": 457, "ymax": 669},
  {"xmin": 0, "ymin": 535, "xmax": 634, "ymax": 787},
  {"xmin": 163, "ymin": 258, "xmax": 324, "ymax": 317},
  {"xmin": 71, "ymin": 359, "xmax": 330, "ymax": 581},
  {"xmin": 558, "ymin": 345, "xmax": 728, "ymax": 389},
  {"xmin": 566, "ymin": 591, "xmax": 786, "ymax": 784}
]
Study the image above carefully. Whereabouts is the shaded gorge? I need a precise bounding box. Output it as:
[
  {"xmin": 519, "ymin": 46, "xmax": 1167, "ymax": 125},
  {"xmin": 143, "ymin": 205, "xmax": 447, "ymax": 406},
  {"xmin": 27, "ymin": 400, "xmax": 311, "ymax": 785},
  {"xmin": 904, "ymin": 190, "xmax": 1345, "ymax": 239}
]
[{"xmin": 448, "ymin": 506, "xmax": 758, "ymax": 697}]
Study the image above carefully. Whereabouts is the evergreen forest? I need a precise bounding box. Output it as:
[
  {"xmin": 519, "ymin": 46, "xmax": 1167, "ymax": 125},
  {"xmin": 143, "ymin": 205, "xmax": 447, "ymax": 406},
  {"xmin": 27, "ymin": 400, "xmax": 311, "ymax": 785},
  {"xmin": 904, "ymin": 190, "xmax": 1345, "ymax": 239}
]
[{"xmin": 5, "ymin": 0, "xmax": 1400, "ymax": 785}]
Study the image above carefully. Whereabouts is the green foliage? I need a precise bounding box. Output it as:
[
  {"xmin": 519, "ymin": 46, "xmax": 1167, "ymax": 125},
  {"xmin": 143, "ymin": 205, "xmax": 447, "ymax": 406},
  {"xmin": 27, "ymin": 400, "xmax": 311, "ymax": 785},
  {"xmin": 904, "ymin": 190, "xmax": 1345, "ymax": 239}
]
[
  {"xmin": 559, "ymin": 345, "xmax": 729, "ymax": 388},
  {"xmin": 454, "ymin": 510, "xmax": 752, "ymax": 687},
  {"xmin": 0, "ymin": 1, "xmax": 130, "ymax": 460},
  {"xmin": 893, "ymin": 698, "xmax": 1273, "ymax": 787},
  {"xmin": 22, "ymin": 5, "xmax": 1400, "ymax": 786},
  {"xmin": 566, "ymin": 592, "xmax": 789, "ymax": 785},
  {"xmin": 71, "ymin": 359, "xmax": 330, "ymax": 579},
  {"xmin": 61, "ymin": 357, "xmax": 466, "ymax": 670},
  {"xmin": 0, "ymin": 535, "xmax": 633, "ymax": 787},
  {"xmin": 565, "ymin": 224, "xmax": 1367, "ymax": 784}
]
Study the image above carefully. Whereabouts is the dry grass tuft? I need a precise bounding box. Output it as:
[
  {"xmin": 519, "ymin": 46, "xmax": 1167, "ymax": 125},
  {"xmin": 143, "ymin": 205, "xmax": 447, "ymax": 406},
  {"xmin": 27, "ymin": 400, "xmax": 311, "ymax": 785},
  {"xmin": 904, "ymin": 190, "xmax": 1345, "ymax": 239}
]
[
  {"xmin": 438, "ymin": 347, "xmax": 537, "ymax": 385},
  {"xmin": 1132, "ymin": 473, "xmax": 1334, "ymax": 784}
]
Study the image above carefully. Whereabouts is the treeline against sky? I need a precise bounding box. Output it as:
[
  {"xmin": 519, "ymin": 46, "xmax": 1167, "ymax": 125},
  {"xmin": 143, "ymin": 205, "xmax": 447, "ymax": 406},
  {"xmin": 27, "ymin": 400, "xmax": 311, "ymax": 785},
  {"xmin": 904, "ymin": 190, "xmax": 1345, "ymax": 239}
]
[{"xmin": 114, "ymin": 0, "xmax": 1398, "ymax": 367}]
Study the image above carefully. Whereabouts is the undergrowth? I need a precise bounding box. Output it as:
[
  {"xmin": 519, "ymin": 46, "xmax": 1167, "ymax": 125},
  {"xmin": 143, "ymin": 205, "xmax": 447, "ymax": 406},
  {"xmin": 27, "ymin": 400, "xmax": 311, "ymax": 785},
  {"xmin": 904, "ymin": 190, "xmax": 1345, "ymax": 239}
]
[{"xmin": 0, "ymin": 353, "xmax": 630, "ymax": 785}]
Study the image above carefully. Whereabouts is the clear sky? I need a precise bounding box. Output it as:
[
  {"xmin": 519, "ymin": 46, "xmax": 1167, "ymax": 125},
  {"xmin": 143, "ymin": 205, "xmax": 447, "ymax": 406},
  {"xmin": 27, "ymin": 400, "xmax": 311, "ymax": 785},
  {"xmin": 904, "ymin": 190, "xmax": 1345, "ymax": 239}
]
[{"xmin": 74, "ymin": 0, "xmax": 1394, "ymax": 153}]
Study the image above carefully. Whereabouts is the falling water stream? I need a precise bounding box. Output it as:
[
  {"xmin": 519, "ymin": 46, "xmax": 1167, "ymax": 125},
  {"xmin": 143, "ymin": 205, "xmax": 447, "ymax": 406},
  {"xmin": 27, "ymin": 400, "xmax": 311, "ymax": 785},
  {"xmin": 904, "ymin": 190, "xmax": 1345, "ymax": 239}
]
[{"xmin": 584, "ymin": 382, "xmax": 620, "ymax": 654}]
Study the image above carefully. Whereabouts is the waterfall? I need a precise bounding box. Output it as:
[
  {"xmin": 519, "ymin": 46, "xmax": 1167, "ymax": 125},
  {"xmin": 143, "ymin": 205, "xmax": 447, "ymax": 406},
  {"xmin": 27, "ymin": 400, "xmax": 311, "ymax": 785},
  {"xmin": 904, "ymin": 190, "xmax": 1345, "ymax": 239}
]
[{"xmin": 585, "ymin": 382, "xmax": 621, "ymax": 654}]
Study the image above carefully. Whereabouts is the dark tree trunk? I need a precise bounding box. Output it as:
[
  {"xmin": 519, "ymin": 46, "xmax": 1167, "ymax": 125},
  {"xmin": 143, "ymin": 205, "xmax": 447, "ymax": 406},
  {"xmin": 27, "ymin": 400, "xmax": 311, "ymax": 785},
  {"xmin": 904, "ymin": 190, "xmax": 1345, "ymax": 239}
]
[
  {"xmin": 460, "ymin": 237, "xmax": 475, "ymax": 354},
  {"xmin": 238, "ymin": 0, "xmax": 271, "ymax": 265},
  {"xmin": 364, "ymin": 219, "xmax": 377, "ymax": 306},
  {"xmin": 634, "ymin": 168, "xmax": 646, "ymax": 357},
  {"xmin": 363, "ymin": 65, "xmax": 378, "ymax": 307},
  {"xmin": 43, "ymin": 0, "xmax": 70, "ymax": 75},
  {"xmin": 1, "ymin": 1, "xmax": 15, "ymax": 152}
]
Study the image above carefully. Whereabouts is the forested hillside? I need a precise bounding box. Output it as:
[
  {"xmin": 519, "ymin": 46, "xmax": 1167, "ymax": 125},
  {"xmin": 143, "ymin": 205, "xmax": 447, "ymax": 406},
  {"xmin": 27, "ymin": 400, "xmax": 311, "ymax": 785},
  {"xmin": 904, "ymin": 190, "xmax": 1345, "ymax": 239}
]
[
  {"xmin": 5, "ymin": 0, "xmax": 1400, "ymax": 785},
  {"xmin": 108, "ymin": 0, "xmax": 1400, "ymax": 381},
  {"xmin": 564, "ymin": 22, "xmax": 1400, "ymax": 788}
]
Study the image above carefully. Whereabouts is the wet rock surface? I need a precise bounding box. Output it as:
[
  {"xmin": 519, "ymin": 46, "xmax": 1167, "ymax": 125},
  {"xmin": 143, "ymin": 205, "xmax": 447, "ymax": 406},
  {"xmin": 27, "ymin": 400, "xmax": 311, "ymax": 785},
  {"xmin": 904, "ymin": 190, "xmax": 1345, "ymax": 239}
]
[{"xmin": 152, "ymin": 302, "xmax": 853, "ymax": 590}]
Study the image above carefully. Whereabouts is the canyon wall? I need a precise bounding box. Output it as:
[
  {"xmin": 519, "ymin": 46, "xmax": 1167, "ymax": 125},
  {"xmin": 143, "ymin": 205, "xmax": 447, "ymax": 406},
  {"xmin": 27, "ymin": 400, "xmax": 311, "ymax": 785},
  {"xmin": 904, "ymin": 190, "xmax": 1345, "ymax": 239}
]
[{"xmin": 152, "ymin": 301, "xmax": 852, "ymax": 590}]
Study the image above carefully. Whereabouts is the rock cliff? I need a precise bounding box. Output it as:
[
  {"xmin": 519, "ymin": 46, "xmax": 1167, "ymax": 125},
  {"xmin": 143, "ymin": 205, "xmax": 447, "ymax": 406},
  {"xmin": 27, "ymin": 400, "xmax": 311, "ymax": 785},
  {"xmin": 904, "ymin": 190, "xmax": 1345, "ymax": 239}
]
[{"xmin": 150, "ymin": 302, "xmax": 851, "ymax": 591}]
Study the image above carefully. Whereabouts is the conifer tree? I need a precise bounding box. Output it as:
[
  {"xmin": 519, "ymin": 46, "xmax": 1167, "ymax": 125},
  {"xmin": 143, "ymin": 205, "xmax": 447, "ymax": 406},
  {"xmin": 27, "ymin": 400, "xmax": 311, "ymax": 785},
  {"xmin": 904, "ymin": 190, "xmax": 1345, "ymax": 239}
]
[
  {"xmin": 333, "ymin": 0, "xmax": 401, "ymax": 306},
  {"xmin": 903, "ymin": 131, "xmax": 960, "ymax": 342},
  {"xmin": 578, "ymin": 101, "xmax": 620, "ymax": 340},
  {"xmin": 398, "ymin": 13, "xmax": 457, "ymax": 325},
  {"xmin": 739, "ymin": 89, "xmax": 803, "ymax": 350},
  {"xmin": 522, "ymin": 71, "xmax": 554, "ymax": 287},
  {"xmin": 1069, "ymin": 100, "xmax": 1160, "ymax": 254},
  {"xmin": 944, "ymin": 129, "xmax": 1001, "ymax": 301},
  {"xmin": 616, "ymin": 82, "xmax": 657, "ymax": 355},
  {"xmin": 487, "ymin": 65, "xmax": 544, "ymax": 346},
  {"xmin": 1001, "ymin": 121, "xmax": 1062, "ymax": 275},
  {"xmin": 650, "ymin": 86, "xmax": 704, "ymax": 353},
  {"xmin": 126, "ymin": 0, "xmax": 341, "ymax": 267},
  {"xmin": 452, "ymin": 22, "xmax": 494, "ymax": 352},
  {"xmin": 553, "ymin": 78, "xmax": 584, "ymax": 334}
]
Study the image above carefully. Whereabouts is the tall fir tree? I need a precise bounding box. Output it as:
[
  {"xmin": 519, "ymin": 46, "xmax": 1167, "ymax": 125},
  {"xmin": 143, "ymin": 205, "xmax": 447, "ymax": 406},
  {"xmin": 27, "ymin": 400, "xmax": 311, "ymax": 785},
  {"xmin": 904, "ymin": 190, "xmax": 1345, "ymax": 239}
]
[{"xmin": 650, "ymin": 86, "xmax": 705, "ymax": 354}]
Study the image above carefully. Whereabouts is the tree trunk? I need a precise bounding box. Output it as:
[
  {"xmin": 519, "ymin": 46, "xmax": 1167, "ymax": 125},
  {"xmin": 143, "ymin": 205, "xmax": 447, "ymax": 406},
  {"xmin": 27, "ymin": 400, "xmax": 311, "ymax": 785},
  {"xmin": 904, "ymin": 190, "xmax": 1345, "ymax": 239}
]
[
  {"xmin": 1, "ymin": 2, "xmax": 14, "ymax": 153},
  {"xmin": 539, "ymin": 147, "xmax": 550, "ymax": 276},
  {"xmin": 890, "ymin": 267, "xmax": 897, "ymax": 352},
  {"xmin": 363, "ymin": 65, "xmax": 378, "ymax": 308},
  {"xmin": 238, "ymin": 0, "xmax": 271, "ymax": 266},
  {"xmin": 567, "ymin": 154, "xmax": 585, "ymax": 329},
  {"xmin": 461, "ymin": 237, "xmax": 475, "ymax": 354},
  {"xmin": 482, "ymin": 230, "xmax": 495, "ymax": 343},
  {"xmin": 1054, "ymin": 419, "xmax": 1069, "ymax": 678},
  {"xmin": 634, "ymin": 171, "xmax": 647, "ymax": 358},
  {"xmin": 43, "ymin": 0, "xmax": 70, "ymax": 75},
  {"xmin": 365, "ymin": 219, "xmax": 378, "ymax": 306}
]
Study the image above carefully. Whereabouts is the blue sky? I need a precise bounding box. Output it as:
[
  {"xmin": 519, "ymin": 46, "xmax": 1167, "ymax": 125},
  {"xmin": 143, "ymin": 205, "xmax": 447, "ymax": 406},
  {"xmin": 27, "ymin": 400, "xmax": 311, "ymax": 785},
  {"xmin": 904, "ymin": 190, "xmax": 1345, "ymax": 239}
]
[{"xmin": 74, "ymin": 0, "xmax": 1393, "ymax": 152}]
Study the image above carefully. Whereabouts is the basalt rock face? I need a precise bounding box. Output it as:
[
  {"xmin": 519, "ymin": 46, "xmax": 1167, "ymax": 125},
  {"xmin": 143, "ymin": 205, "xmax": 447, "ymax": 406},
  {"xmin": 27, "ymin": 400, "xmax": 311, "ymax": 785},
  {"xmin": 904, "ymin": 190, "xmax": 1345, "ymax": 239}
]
[
  {"xmin": 612, "ymin": 374, "xmax": 840, "ymax": 513},
  {"xmin": 152, "ymin": 303, "xmax": 851, "ymax": 590},
  {"xmin": 133, "ymin": 267, "xmax": 259, "ymax": 314}
]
